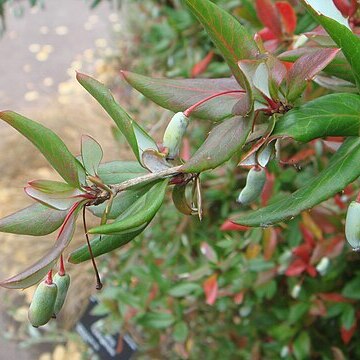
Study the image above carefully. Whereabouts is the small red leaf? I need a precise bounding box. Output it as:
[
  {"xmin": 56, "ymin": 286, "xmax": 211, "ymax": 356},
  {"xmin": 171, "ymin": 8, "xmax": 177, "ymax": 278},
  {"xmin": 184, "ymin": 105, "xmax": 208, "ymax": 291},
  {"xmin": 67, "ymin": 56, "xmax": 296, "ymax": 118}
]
[
  {"xmin": 285, "ymin": 148, "xmax": 315, "ymax": 164},
  {"xmin": 300, "ymin": 223, "xmax": 316, "ymax": 247},
  {"xmin": 333, "ymin": 0, "xmax": 358, "ymax": 17},
  {"xmin": 220, "ymin": 220, "xmax": 250, "ymax": 232},
  {"xmin": 258, "ymin": 27, "xmax": 276, "ymax": 41},
  {"xmin": 310, "ymin": 298, "xmax": 326, "ymax": 317},
  {"xmin": 191, "ymin": 51, "xmax": 214, "ymax": 77},
  {"xmin": 180, "ymin": 137, "xmax": 191, "ymax": 161},
  {"xmin": 275, "ymin": 1, "xmax": 297, "ymax": 34},
  {"xmin": 261, "ymin": 171, "xmax": 275, "ymax": 206},
  {"xmin": 285, "ymin": 259, "xmax": 307, "ymax": 277},
  {"xmin": 256, "ymin": 0, "xmax": 283, "ymax": 39},
  {"xmin": 233, "ymin": 292, "xmax": 245, "ymax": 305},
  {"xmin": 200, "ymin": 242, "xmax": 218, "ymax": 263},
  {"xmin": 263, "ymin": 227, "xmax": 277, "ymax": 260},
  {"xmin": 306, "ymin": 265, "xmax": 317, "ymax": 278},
  {"xmin": 293, "ymin": 244, "xmax": 312, "ymax": 262},
  {"xmin": 341, "ymin": 320, "xmax": 357, "ymax": 344},
  {"xmin": 318, "ymin": 292, "xmax": 352, "ymax": 303},
  {"xmin": 203, "ymin": 274, "xmax": 219, "ymax": 305},
  {"xmin": 287, "ymin": 48, "xmax": 340, "ymax": 101}
]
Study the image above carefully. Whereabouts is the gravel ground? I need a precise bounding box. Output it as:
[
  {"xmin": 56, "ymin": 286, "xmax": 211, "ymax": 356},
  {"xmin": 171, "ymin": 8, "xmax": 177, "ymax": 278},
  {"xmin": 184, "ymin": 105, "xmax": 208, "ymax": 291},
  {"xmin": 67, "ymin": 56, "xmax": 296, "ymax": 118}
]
[{"xmin": 0, "ymin": 1, "xmax": 115, "ymax": 358}]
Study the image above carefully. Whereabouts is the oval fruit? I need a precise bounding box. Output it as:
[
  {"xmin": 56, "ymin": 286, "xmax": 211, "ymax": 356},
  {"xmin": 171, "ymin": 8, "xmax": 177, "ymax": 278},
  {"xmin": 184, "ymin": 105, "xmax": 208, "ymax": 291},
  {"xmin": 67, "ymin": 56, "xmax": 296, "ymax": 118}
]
[
  {"xmin": 163, "ymin": 112, "xmax": 189, "ymax": 159},
  {"xmin": 28, "ymin": 280, "xmax": 58, "ymax": 327},
  {"xmin": 237, "ymin": 167, "xmax": 266, "ymax": 205},
  {"xmin": 53, "ymin": 272, "xmax": 71, "ymax": 315},
  {"xmin": 345, "ymin": 201, "xmax": 360, "ymax": 250}
]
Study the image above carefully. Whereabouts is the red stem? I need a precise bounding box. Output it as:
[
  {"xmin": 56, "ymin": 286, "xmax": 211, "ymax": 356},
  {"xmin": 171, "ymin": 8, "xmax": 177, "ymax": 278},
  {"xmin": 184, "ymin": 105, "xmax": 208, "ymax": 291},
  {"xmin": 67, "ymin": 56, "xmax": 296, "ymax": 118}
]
[
  {"xmin": 45, "ymin": 269, "xmax": 53, "ymax": 285},
  {"xmin": 82, "ymin": 206, "xmax": 103, "ymax": 290},
  {"xmin": 59, "ymin": 254, "xmax": 66, "ymax": 276},
  {"xmin": 183, "ymin": 90, "xmax": 245, "ymax": 117}
]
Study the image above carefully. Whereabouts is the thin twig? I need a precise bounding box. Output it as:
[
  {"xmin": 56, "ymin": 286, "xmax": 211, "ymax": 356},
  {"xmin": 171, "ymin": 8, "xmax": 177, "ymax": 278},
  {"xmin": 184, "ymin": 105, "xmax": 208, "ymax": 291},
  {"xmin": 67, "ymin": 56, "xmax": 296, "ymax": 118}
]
[
  {"xmin": 110, "ymin": 165, "xmax": 183, "ymax": 194},
  {"xmin": 82, "ymin": 206, "xmax": 103, "ymax": 290}
]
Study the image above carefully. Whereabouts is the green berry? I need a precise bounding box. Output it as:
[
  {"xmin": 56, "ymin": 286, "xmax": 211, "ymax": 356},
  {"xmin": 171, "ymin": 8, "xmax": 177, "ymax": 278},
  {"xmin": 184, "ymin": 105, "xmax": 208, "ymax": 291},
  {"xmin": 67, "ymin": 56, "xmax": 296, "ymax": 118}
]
[
  {"xmin": 53, "ymin": 272, "xmax": 71, "ymax": 315},
  {"xmin": 163, "ymin": 112, "xmax": 189, "ymax": 159},
  {"xmin": 28, "ymin": 280, "xmax": 57, "ymax": 327},
  {"xmin": 237, "ymin": 167, "xmax": 266, "ymax": 205},
  {"xmin": 345, "ymin": 201, "xmax": 360, "ymax": 250}
]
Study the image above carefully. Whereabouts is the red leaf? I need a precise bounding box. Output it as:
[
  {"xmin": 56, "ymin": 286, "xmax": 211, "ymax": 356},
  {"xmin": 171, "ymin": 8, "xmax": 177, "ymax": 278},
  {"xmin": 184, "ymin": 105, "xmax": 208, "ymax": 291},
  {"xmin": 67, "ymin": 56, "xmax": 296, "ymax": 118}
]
[
  {"xmin": 318, "ymin": 292, "xmax": 352, "ymax": 303},
  {"xmin": 203, "ymin": 274, "xmax": 219, "ymax": 305},
  {"xmin": 233, "ymin": 292, "xmax": 245, "ymax": 305},
  {"xmin": 341, "ymin": 320, "xmax": 357, "ymax": 344},
  {"xmin": 324, "ymin": 235, "xmax": 345, "ymax": 259},
  {"xmin": 285, "ymin": 259, "xmax": 307, "ymax": 277},
  {"xmin": 306, "ymin": 265, "xmax": 317, "ymax": 277},
  {"xmin": 180, "ymin": 137, "xmax": 191, "ymax": 161},
  {"xmin": 293, "ymin": 243, "xmax": 312, "ymax": 262},
  {"xmin": 261, "ymin": 171, "xmax": 275, "ymax": 206},
  {"xmin": 310, "ymin": 298, "xmax": 327, "ymax": 317},
  {"xmin": 275, "ymin": 1, "xmax": 297, "ymax": 34},
  {"xmin": 333, "ymin": 0, "xmax": 358, "ymax": 17},
  {"xmin": 220, "ymin": 220, "xmax": 250, "ymax": 232},
  {"xmin": 258, "ymin": 27, "xmax": 276, "ymax": 41},
  {"xmin": 285, "ymin": 148, "xmax": 315, "ymax": 164},
  {"xmin": 263, "ymin": 227, "xmax": 278, "ymax": 260},
  {"xmin": 300, "ymin": 223, "xmax": 316, "ymax": 247},
  {"xmin": 200, "ymin": 242, "xmax": 217, "ymax": 263},
  {"xmin": 334, "ymin": 194, "xmax": 347, "ymax": 209},
  {"xmin": 191, "ymin": 51, "xmax": 214, "ymax": 77},
  {"xmin": 256, "ymin": 0, "xmax": 283, "ymax": 39},
  {"xmin": 287, "ymin": 48, "xmax": 340, "ymax": 100}
]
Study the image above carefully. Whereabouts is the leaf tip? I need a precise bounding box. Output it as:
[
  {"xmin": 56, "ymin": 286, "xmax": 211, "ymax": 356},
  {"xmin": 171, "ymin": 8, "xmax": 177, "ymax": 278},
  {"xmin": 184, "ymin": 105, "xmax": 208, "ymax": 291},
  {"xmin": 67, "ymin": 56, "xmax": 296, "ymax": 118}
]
[
  {"xmin": 76, "ymin": 71, "xmax": 89, "ymax": 83},
  {"xmin": 0, "ymin": 110, "xmax": 14, "ymax": 121}
]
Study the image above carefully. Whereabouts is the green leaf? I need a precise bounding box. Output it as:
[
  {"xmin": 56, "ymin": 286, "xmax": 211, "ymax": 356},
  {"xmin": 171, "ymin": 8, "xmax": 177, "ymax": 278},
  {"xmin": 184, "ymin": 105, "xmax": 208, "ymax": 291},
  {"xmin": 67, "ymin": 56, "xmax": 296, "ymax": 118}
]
[
  {"xmin": 81, "ymin": 135, "xmax": 103, "ymax": 176},
  {"xmin": 289, "ymin": 302, "xmax": 310, "ymax": 324},
  {"xmin": 68, "ymin": 223, "xmax": 148, "ymax": 263},
  {"xmin": 0, "ymin": 203, "xmax": 82, "ymax": 289},
  {"xmin": 137, "ymin": 312, "xmax": 175, "ymax": 329},
  {"xmin": 121, "ymin": 71, "xmax": 243, "ymax": 121},
  {"xmin": 89, "ymin": 179, "xmax": 168, "ymax": 235},
  {"xmin": 0, "ymin": 111, "xmax": 80, "ymax": 188},
  {"xmin": 232, "ymin": 137, "xmax": 360, "ymax": 227},
  {"xmin": 172, "ymin": 183, "xmax": 194, "ymax": 215},
  {"xmin": 293, "ymin": 331, "xmax": 311, "ymax": 360},
  {"xmin": 184, "ymin": 0, "xmax": 258, "ymax": 90},
  {"xmin": 168, "ymin": 283, "xmax": 202, "ymax": 297},
  {"xmin": 0, "ymin": 203, "xmax": 67, "ymax": 236},
  {"xmin": 97, "ymin": 160, "xmax": 147, "ymax": 184},
  {"xmin": 301, "ymin": 0, "xmax": 360, "ymax": 90},
  {"xmin": 181, "ymin": 116, "xmax": 252, "ymax": 173},
  {"xmin": 24, "ymin": 185, "xmax": 84, "ymax": 211},
  {"xmin": 272, "ymin": 93, "xmax": 360, "ymax": 142},
  {"xmin": 76, "ymin": 72, "xmax": 158, "ymax": 163},
  {"xmin": 342, "ymin": 275, "xmax": 360, "ymax": 300},
  {"xmin": 173, "ymin": 322, "xmax": 189, "ymax": 343},
  {"xmin": 89, "ymin": 182, "xmax": 159, "ymax": 219},
  {"xmin": 341, "ymin": 304, "xmax": 356, "ymax": 330},
  {"xmin": 28, "ymin": 180, "xmax": 74, "ymax": 193}
]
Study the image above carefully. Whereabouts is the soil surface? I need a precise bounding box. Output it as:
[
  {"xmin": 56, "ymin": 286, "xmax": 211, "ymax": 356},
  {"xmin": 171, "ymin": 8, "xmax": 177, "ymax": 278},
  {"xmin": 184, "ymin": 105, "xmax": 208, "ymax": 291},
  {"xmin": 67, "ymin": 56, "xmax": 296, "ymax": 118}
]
[{"xmin": 0, "ymin": 1, "xmax": 116, "ymax": 358}]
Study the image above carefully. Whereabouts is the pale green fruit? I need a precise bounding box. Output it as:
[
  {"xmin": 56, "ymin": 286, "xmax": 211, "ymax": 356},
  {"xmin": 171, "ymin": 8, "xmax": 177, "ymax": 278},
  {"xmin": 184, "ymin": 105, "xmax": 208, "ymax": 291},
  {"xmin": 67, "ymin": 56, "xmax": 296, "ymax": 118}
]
[
  {"xmin": 345, "ymin": 201, "xmax": 360, "ymax": 250},
  {"xmin": 237, "ymin": 167, "xmax": 266, "ymax": 205},
  {"xmin": 53, "ymin": 273, "xmax": 70, "ymax": 315},
  {"xmin": 162, "ymin": 112, "xmax": 189, "ymax": 159},
  {"xmin": 28, "ymin": 281, "xmax": 57, "ymax": 327}
]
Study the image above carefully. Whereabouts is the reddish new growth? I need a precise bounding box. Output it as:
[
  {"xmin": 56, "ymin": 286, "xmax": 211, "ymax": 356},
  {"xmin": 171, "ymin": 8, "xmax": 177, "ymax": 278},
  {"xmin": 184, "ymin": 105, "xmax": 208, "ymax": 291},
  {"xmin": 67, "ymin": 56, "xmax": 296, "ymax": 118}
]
[{"xmin": 45, "ymin": 269, "xmax": 53, "ymax": 285}]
